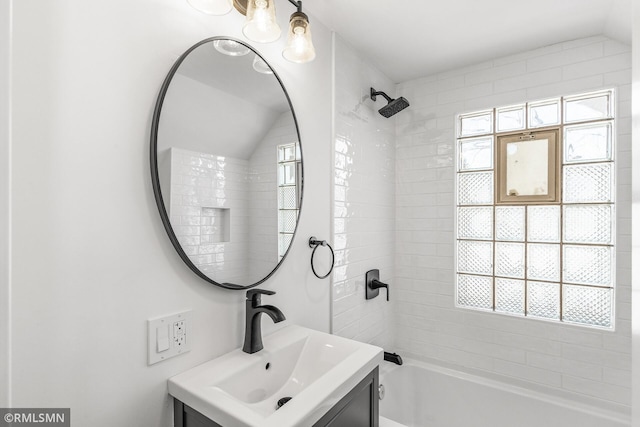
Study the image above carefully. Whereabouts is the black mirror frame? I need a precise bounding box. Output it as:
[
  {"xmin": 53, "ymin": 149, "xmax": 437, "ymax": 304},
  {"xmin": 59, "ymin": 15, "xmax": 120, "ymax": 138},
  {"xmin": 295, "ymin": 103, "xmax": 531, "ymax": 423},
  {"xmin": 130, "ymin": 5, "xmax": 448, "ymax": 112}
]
[{"xmin": 150, "ymin": 37, "xmax": 304, "ymax": 290}]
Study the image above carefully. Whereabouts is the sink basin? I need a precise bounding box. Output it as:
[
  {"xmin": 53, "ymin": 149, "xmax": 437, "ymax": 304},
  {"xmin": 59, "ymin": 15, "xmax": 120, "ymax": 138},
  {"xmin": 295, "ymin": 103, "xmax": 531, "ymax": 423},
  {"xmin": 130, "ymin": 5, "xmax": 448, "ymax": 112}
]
[{"xmin": 168, "ymin": 325, "xmax": 383, "ymax": 427}]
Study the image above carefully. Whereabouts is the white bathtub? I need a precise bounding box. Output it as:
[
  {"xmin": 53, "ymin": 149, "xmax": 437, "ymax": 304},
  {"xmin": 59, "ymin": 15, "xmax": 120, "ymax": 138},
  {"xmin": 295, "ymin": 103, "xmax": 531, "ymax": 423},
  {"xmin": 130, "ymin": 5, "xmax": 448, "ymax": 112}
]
[{"xmin": 378, "ymin": 358, "xmax": 630, "ymax": 427}]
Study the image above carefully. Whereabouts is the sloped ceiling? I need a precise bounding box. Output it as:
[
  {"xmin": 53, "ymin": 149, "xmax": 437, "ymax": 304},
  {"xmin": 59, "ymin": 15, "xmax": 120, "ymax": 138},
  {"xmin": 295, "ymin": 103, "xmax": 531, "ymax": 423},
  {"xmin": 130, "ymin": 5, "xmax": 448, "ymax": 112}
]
[{"xmin": 306, "ymin": 0, "xmax": 632, "ymax": 82}]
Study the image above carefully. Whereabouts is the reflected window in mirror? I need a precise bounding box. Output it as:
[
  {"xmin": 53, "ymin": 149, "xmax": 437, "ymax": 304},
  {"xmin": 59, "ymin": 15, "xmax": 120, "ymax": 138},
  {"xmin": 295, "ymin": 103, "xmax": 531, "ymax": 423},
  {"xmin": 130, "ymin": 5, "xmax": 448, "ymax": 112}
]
[
  {"xmin": 277, "ymin": 143, "xmax": 301, "ymax": 259},
  {"xmin": 455, "ymin": 89, "xmax": 616, "ymax": 329}
]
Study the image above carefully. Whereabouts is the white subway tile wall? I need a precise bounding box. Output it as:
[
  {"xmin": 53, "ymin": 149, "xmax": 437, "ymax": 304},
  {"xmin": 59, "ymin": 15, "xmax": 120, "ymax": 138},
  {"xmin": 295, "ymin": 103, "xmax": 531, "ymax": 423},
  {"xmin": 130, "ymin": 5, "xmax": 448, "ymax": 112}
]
[
  {"xmin": 395, "ymin": 36, "xmax": 631, "ymax": 407},
  {"xmin": 169, "ymin": 147, "xmax": 251, "ymax": 283},
  {"xmin": 332, "ymin": 36, "xmax": 395, "ymax": 349},
  {"xmin": 167, "ymin": 112, "xmax": 297, "ymax": 285}
]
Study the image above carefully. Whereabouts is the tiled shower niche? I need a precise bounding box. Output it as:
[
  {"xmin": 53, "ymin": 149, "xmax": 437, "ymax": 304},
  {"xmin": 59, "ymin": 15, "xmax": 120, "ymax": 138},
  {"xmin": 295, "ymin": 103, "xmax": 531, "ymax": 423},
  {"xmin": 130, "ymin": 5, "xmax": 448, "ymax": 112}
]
[{"xmin": 200, "ymin": 207, "xmax": 230, "ymax": 243}]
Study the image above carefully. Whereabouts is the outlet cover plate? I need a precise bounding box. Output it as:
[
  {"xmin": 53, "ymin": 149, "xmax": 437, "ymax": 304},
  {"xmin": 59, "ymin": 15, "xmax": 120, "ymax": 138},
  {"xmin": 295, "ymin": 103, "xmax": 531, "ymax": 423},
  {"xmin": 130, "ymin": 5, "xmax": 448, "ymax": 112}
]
[{"xmin": 148, "ymin": 310, "xmax": 192, "ymax": 365}]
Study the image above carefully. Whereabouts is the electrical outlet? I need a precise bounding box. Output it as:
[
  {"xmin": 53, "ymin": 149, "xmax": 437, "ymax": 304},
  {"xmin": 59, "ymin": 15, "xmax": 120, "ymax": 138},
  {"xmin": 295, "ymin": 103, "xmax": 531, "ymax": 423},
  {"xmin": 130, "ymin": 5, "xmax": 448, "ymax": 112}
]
[
  {"xmin": 174, "ymin": 320, "xmax": 185, "ymax": 337},
  {"xmin": 174, "ymin": 333, "xmax": 187, "ymax": 350},
  {"xmin": 148, "ymin": 310, "xmax": 192, "ymax": 365}
]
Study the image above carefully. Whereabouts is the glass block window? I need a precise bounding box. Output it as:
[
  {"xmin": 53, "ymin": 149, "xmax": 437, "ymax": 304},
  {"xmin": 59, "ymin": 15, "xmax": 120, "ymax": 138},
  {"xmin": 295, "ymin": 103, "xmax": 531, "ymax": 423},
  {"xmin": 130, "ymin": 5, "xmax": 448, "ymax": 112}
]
[
  {"xmin": 455, "ymin": 89, "xmax": 615, "ymax": 329},
  {"xmin": 277, "ymin": 143, "xmax": 301, "ymax": 259}
]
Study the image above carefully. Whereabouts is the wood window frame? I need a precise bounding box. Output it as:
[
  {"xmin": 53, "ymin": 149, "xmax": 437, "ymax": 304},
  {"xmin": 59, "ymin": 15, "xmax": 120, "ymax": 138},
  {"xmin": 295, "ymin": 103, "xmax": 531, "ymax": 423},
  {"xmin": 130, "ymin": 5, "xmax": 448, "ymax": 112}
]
[{"xmin": 496, "ymin": 128, "xmax": 561, "ymax": 204}]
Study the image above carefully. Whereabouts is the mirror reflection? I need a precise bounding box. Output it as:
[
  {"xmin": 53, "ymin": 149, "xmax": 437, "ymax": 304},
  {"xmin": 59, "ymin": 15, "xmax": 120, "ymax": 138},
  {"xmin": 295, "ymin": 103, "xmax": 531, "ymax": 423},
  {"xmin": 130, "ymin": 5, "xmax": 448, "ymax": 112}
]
[{"xmin": 153, "ymin": 38, "xmax": 302, "ymax": 288}]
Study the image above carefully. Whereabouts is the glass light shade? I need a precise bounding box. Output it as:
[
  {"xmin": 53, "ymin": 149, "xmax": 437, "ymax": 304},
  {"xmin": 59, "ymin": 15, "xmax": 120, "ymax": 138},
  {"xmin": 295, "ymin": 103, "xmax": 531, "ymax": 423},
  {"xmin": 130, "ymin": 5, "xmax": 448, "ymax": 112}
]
[
  {"xmin": 213, "ymin": 39, "xmax": 251, "ymax": 56},
  {"xmin": 252, "ymin": 55, "xmax": 274, "ymax": 74},
  {"xmin": 282, "ymin": 12, "xmax": 316, "ymax": 63},
  {"xmin": 186, "ymin": 0, "xmax": 233, "ymax": 15},
  {"xmin": 243, "ymin": 0, "xmax": 281, "ymax": 43}
]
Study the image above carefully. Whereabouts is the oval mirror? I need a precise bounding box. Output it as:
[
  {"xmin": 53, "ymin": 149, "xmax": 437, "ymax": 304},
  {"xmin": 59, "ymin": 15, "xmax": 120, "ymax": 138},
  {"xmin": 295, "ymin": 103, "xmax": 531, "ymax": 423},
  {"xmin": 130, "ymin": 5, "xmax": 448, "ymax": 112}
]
[{"xmin": 151, "ymin": 37, "xmax": 303, "ymax": 290}]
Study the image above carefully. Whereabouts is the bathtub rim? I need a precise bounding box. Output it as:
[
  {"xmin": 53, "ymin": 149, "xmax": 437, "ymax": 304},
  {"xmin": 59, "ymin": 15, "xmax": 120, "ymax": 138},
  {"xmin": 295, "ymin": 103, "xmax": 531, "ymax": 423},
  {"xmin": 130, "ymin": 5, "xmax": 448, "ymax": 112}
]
[{"xmin": 378, "ymin": 356, "xmax": 631, "ymax": 425}]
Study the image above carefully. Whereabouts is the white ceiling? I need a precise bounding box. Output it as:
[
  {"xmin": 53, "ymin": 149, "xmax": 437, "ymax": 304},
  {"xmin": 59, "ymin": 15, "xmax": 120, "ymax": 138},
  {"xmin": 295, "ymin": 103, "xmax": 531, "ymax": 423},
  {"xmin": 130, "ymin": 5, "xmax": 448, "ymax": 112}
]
[
  {"xmin": 305, "ymin": 0, "xmax": 632, "ymax": 83},
  {"xmin": 179, "ymin": 42, "xmax": 290, "ymax": 113},
  {"xmin": 158, "ymin": 41, "xmax": 291, "ymax": 159}
]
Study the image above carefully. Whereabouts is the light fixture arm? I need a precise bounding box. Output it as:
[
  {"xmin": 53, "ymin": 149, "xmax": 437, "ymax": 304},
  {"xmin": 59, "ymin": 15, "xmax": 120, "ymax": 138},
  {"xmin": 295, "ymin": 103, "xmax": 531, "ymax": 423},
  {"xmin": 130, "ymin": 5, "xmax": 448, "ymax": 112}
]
[
  {"xmin": 287, "ymin": 0, "xmax": 302, "ymax": 12},
  {"xmin": 202, "ymin": 0, "xmax": 316, "ymax": 63}
]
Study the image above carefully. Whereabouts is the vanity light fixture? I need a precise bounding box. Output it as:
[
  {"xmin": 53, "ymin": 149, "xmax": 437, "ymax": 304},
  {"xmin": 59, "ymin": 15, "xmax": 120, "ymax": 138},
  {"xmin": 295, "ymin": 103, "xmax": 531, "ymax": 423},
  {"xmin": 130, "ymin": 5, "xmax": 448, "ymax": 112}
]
[
  {"xmin": 252, "ymin": 55, "xmax": 274, "ymax": 74},
  {"xmin": 243, "ymin": 0, "xmax": 282, "ymax": 43},
  {"xmin": 213, "ymin": 39, "xmax": 251, "ymax": 56},
  {"xmin": 282, "ymin": 3, "xmax": 315, "ymax": 63},
  {"xmin": 188, "ymin": 0, "xmax": 316, "ymax": 63}
]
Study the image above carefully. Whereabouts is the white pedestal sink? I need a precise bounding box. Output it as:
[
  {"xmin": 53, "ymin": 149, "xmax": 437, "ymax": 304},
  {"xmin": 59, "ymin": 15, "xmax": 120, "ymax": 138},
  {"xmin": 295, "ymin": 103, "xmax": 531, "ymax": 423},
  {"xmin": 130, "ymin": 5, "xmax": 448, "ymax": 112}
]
[{"xmin": 168, "ymin": 325, "xmax": 383, "ymax": 427}]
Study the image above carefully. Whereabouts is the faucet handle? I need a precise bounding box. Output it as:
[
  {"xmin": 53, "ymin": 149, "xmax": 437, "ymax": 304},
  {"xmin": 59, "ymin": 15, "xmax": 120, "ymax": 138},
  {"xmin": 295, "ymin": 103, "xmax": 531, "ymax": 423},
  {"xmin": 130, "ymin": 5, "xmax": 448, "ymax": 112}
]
[{"xmin": 246, "ymin": 289, "xmax": 275, "ymax": 304}]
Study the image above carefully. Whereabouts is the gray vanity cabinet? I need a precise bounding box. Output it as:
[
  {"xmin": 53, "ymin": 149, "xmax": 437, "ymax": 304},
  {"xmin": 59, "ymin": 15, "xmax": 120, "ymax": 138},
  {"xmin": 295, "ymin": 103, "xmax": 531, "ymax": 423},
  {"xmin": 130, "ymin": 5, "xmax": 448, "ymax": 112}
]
[{"xmin": 173, "ymin": 368, "xmax": 379, "ymax": 427}]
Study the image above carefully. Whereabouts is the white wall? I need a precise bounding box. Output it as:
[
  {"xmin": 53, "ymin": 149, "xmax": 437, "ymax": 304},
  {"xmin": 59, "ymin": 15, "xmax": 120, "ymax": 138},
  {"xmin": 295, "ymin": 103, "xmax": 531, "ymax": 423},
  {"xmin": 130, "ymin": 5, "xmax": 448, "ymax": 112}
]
[
  {"xmin": 7, "ymin": 1, "xmax": 332, "ymax": 426},
  {"xmin": 0, "ymin": 0, "xmax": 12, "ymax": 409},
  {"xmin": 631, "ymin": 2, "xmax": 639, "ymax": 425},
  {"xmin": 332, "ymin": 35, "xmax": 395, "ymax": 350},
  {"xmin": 395, "ymin": 36, "xmax": 632, "ymax": 411}
]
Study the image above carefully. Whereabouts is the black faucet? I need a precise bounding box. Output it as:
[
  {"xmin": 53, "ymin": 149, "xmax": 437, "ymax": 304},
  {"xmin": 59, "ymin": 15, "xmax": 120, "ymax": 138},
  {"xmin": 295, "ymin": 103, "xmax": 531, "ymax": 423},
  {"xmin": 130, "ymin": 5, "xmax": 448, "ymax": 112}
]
[{"xmin": 242, "ymin": 289, "xmax": 286, "ymax": 354}]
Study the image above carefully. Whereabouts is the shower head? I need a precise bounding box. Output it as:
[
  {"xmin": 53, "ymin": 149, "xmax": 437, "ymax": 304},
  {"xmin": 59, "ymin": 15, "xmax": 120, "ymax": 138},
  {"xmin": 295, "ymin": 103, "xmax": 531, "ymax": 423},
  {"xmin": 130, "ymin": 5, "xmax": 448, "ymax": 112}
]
[{"xmin": 370, "ymin": 87, "xmax": 410, "ymax": 118}]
